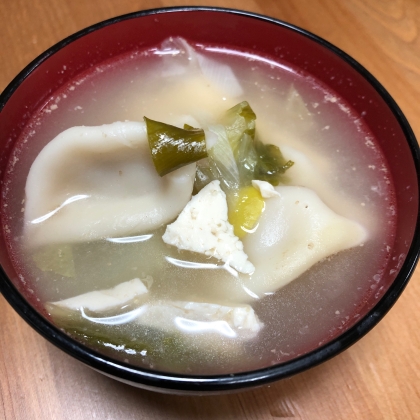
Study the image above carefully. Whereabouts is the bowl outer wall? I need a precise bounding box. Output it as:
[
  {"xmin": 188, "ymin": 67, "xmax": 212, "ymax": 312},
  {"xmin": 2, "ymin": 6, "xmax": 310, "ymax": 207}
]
[{"xmin": 0, "ymin": 7, "xmax": 419, "ymax": 393}]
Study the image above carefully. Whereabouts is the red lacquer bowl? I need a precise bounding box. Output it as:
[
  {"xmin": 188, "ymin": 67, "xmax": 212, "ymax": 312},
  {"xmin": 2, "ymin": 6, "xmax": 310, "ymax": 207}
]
[{"xmin": 0, "ymin": 7, "xmax": 419, "ymax": 394}]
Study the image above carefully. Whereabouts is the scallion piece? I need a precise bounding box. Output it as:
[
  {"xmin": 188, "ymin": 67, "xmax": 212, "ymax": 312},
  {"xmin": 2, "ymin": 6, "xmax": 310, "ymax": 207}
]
[{"xmin": 144, "ymin": 117, "xmax": 207, "ymax": 177}]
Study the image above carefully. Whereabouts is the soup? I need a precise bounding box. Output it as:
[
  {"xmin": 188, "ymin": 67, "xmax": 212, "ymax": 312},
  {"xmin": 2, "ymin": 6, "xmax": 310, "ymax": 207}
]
[{"xmin": 2, "ymin": 38, "xmax": 396, "ymax": 374}]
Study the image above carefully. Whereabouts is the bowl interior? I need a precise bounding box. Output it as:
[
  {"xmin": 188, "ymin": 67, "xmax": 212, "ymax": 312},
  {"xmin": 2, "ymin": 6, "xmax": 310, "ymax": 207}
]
[{"xmin": 0, "ymin": 8, "xmax": 419, "ymax": 392}]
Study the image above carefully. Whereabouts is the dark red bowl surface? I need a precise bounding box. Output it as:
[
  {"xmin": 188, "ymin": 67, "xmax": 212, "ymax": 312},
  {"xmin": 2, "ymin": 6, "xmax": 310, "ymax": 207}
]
[{"xmin": 0, "ymin": 7, "xmax": 419, "ymax": 393}]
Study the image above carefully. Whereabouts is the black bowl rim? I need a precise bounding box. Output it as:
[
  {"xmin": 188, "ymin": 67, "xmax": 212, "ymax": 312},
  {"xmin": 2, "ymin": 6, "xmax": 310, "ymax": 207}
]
[{"xmin": 1, "ymin": 6, "xmax": 419, "ymax": 393}]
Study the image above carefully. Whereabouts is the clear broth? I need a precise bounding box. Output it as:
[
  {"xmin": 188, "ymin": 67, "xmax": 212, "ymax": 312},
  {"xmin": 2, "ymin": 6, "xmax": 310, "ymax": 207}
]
[{"xmin": 2, "ymin": 41, "xmax": 396, "ymax": 374}]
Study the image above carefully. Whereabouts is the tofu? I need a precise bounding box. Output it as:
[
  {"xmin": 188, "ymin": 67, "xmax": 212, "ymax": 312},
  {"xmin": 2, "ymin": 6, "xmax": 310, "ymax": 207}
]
[{"xmin": 162, "ymin": 180, "xmax": 255, "ymax": 274}]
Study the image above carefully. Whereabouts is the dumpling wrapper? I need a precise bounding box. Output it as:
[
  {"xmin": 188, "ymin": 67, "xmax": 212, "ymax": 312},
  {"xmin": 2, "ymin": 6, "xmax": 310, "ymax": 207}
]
[
  {"xmin": 121, "ymin": 38, "xmax": 243, "ymax": 128},
  {"xmin": 255, "ymin": 87, "xmax": 379, "ymax": 234},
  {"xmin": 159, "ymin": 37, "xmax": 244, "ymax": 99},
  {"xmin": 49, "ymin": 277, "xmax": 150, "ymax": 312},
  {"xmin": 162, "ymin": 185, "xmax": 367, "ymax": 304},
  {"xmin": 24, "ymin": 121, "xmax": 196, "ymax": 246},
  {"xmin": 132, "ymin": 300, "xmax": 262, "ymax": 340},
  {"xmin": 240, "ymin": 185, "xmax": 368, "ymax": 297},
  {"xmin": 48, "ymin": 277, "xmax": 262, "ymax": 340},
  {"xmin": 52, "ymin": 298, "xmax": 262, "ymax": 341},
  {"xmin": 158, "ymin": 182, "xmax": 368, "ymax": 305}
]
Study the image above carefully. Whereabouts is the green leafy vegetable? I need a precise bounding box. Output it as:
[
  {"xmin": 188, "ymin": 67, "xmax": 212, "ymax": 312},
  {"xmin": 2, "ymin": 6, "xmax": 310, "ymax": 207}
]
[
  {"xmin": 47, "ymin": 305, "xmax": 153, "ymax": 354},
  {"xmin": 223, "ymin": 101, "xmax": 256, "ymax": 153},
  {"xmin": 144, "ymin": 117, "xmax": 207, "ymax": 176},
  {"xmin": 203, "ymin": 101, "xmax": 294, "ymax": 235},
  {"xmin": 254, "ymin": 139, "xmax": 294, "ymax": 186},
  {"xmin": 47, "ymin": 304, "xmax": 241, "ymax": 373},
  {"xmin": 233, "ymin": 131, "xmax": 259, "ymax": 186},
  {"xmin": 32, "ymin": 244, "xmax": 75, "ymax": 278},
  {"xmin": 145, "ymin": 102, "xmax": 293, "ymax": 187},
  {"xmin": 203, "ymin": 101, "xmax": 294, "ymax": 193},
  {"xmin": 207, "ymin": 124, "xmax": 240, "ymax": 194},
  {"xmin": 192, "ymin": 160, "xmax": 214, "ymax": 195},
  {"xmin": 224, "ymin": 101, "xmax": 294, "ymax": 187}
]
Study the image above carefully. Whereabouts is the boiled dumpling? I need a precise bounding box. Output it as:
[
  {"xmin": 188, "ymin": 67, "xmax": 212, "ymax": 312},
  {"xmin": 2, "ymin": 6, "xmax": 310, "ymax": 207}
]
[
  {"xmin": 279, "ymin": 145, "xmax": 376, "ymax": 230},
  {"xmin": 47, "ymin": 276, "xmax": 262, "ymax": 341},
  {"xmin": 24, "ymin": 121, "xmax": 196, "ymax": 247},
  {"xmin": 50, "ymin": 277, "xmax": 151, "ymax": 312},
  {"xmin": 241, "ymin": 185, "xmax": 367, "ymax": 297},
  {"xmin": 131, "ymin": 300, "xmax": 262, "ymax": 340},
  {"xmin": 162, "ymin": 185, "xmax": 366, "ymax": 304},
  {"xmin": 120, "ymin": 38, "xmax": 243, "ymax": 127},
  {"xmin": 255, "ymin": 89, "xmax": 377, "ymax": 233},
  {"xmin": 158, "ymin": 37, "xmax": 244, "ymax": 99}
]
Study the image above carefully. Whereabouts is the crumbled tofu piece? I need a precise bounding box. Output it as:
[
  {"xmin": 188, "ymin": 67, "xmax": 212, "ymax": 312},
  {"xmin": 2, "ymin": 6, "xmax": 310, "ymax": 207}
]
[
  {"xmin": 50, "ymin": 277, "xmax": 150, "ymax": 312},
  {"xmin": 162, "ymin": 180, "xmax": 255, "ymax": 274},
  {"xmin": 252, "ymin": 180, "xmax": 281, "ymax": 198}
]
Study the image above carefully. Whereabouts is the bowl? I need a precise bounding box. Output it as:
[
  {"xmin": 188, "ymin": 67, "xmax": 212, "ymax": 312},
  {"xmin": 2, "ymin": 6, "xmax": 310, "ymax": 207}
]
[{"xmin": 0, "ymin": 7, "xmax": 419, "ymax": 394}]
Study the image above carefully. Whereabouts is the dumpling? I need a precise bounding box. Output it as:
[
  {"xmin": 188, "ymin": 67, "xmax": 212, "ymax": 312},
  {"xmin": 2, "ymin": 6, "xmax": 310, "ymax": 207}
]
[
  {"xmin": 159, "ymin": 37, "xmax": 244, "ymax": 99},
  {"xmin": 241, "ymin": 185, "xmax": 367, "ymax": 297},
  {"xmin": 131, "ymin": 300, "xmax": 262, "ymax": 340},
  {"xmin": 47, "ymin": 276, "xmax": 262, "ymax": 341},
  {"xmin": 162, "ymin": 186, "xmax": 366, "ymax": 304},
  {"xmin": 120, "ymin": 38, "xmax": 243, "ymax": 127},
  {"xmin": 50, "ymin": 277, "xmax": 150, "ymax": 312},
  {"xmin": 24, "ymin": 121, "xmax": 196, "ymax": 247}
]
